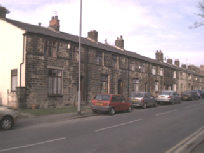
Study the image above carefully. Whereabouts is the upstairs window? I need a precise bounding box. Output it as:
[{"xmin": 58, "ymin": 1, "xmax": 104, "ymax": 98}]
[
  {"xmin": 45, "ymin": 40, "xmax": 57, "ymax": 58},
  {"xmin": 112, "ymin": 55, "xmax": 118, "ymax": 68},
  {"xmin": 96, "ymin": 52, "xmax": 102, "ymax": 65},
  {"xmin": 130, "ymin": 61, "xmax": 135, "ymax": 71},
  {"xmin": 160, "ymin": 68, "xmax": 164, "ymax": 76},
  {"xmin": 11, "ymin": 69, "xmax": 18, "ymax": 92},
  {"xmin": 173, "ymin": 71, "xmax": 177, "ymax": 78},
  {"xmin": 152, "ymin": 66, "xmax": 156, "ymax": 75}
]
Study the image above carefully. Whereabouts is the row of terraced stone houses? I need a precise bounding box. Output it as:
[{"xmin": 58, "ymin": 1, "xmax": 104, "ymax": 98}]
[{"xmin": 0, "ymin": 6, "xmax": 204, "ymax": 109}]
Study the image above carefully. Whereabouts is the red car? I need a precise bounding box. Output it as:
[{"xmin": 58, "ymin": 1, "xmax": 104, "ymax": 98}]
[{"xmin": 91, "ymin": 94, "xmax": 132, "ymax": 115}]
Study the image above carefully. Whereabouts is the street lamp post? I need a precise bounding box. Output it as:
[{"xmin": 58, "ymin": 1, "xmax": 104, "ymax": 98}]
[{"xmin": 78, "ymin": 0, "xmax": 82, "ymax": 115}]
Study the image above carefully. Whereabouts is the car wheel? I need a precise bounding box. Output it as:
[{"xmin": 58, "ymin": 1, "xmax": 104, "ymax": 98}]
[
  {"xmin": 92, "ymin": 110, "xmax": 97, "ymax": 114},
  {"xmin": 109, "ymin": 108, "xmax": 115, "ymax": 115},
  {"xmin": 1, "ymin": 117, "xmax": 13, "ymax": 130},
  {"xmin": 154, "ymin": 101, "xmax": 157, "ymax": 107},
  {"xmin": 142, "ymin": 103, "xmax": 147, "ymax": 109},
  {"xmin": 127, "ymin": 106, "xmax": 132, "ymax": 113}
]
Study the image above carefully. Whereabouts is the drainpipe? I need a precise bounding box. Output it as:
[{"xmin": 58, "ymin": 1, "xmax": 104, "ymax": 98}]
[
  {"xmin": 20, "ymin": 34, "xmax": 26, "ymax": 87},
  {"xmin": 128, "ymin": 57, "xmax": 129, "ymax": 100}
]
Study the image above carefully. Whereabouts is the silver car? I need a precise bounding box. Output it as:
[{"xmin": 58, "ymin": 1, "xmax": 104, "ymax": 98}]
[
  {"xmin": 129, "ymin": 92, "xmax": 157, "ymax": 109},
  {"xmin": 157, "ymin": 90, "xmax": 181, "ymax": 105},
  {"xmin": 0, "ymin": 106, "xmax": 17, "ymax": 130}
]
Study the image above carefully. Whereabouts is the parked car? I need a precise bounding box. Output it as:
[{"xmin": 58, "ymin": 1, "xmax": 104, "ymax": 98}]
[
  {"xmin": 0, "ymin": 106, "xmax": 17, "ymax": 130},
  {"xmin": 200, "ymin": 90, "xmax": 204, "ymax": 99},
  {"xmin": 181, "ymin": 90, "xmax": 198, "ymax": 101},
  {"xmin": 91, "ymin": 94, "xmax": 132, "ymax": 115},
  {"xmin": 156, "ymin": 90, "xmax": 181, "ymax": 104},
  {"xmin": 129, "ymin": 92, "xmax": 157, "ymax": 109},
  {"xmin": 193, "ymin": 90, "xmax": 203, "ymax": 99}
]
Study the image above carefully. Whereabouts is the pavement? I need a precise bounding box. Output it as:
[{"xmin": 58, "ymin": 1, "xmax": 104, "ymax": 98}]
[{"xmin": 17, "ymin": 107, "xmax": 99, "ymax": 127}]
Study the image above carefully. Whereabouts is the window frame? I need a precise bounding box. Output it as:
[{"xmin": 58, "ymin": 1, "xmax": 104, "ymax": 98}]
[
  {"xmin": 45, "ymin": 40, "xmax": 57, "ymax": 58},
  {"xmin": 96, "ymin": 51, "xmax": 102, "ymax": 65},
  {"xmin": 48, "ymin": 69, "xmax": 63, "ymax": 96},
  {"xmin": 11, "ymin": 69, "xmax": 18, "ymax": 92}
]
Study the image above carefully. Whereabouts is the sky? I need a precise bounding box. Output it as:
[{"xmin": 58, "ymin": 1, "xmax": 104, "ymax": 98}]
[{"xmin": 1, "ymin": 0, "xmax": 204, "ymax": 67}]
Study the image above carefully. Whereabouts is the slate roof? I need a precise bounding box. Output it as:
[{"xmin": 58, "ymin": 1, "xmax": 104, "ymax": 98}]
[{"xmin": 3, "ymin": 18, "xmax": 204, "ymax": 77}]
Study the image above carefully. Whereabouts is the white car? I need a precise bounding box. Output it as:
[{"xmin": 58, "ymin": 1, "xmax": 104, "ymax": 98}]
[{"xmin": 0, "ymin": 106, "xmax": 17, "ymax": 130}]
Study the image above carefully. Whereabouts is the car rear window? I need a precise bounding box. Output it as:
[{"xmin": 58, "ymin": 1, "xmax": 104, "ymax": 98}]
[
  {"xmin": 131, "ymin": 93, "xmax": 143, "ymax": 97},
  {"xmin": 94, "ymin": 95, "xmax": 110, "ymax": 101},
  {"xmin": 159, "ymin": 92, "xmax": 171, "ymax": 95}
]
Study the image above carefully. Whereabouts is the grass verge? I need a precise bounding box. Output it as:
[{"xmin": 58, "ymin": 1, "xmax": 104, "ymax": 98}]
[{"xmin": 18, "ymin": 106, "xmax": 91, "ymax": 116}]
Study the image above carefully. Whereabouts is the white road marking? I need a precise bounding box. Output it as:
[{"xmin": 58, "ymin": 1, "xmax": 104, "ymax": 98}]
[
  {"xmin": 184, "ymin": 104, "xmax": 197, "ymax": 109},
  {"xmin": 166, "ymin": 127, "xmax": 204, "ymax": 153},
  {"xmin": 155, "ymin": 110, "xmax": 177, "ymax": 117},
  {"xmin": 0, "ymin": 137, "xmax": 66, "ymax": 152},
  {"xmin": 95, "ymin": 119, "xmax": 142, "ymax": 132}
]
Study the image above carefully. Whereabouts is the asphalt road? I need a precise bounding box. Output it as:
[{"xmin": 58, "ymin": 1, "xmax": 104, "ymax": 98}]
[{"xmin": 1, "ymin": 99, "xmax": 204, "ymax": 153}]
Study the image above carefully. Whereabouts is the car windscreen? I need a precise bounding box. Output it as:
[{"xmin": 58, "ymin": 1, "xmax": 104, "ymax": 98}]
[
  {"xmin": 94, "ymin": 95, "xmax": 110, "ymax": 101},
  {"xmin": 183, "ymin": 91, "xmax": 191, "ymax": 94},
  {"xmin": 159, "ymin": 92, "xmax": 171, "ymax": 95},
  {"xmin": 130, "ymin": 93, "xmax": 143, "ymax": 97}
]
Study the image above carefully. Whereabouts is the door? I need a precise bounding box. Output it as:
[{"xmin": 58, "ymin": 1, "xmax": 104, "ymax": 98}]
[
  {"xmin": 111, "ymin": 95, "xmax": 121, "ymax": 111},
  {"xmin": 119, "ymin": 96, "xmax": 129, "ymax": 111}
]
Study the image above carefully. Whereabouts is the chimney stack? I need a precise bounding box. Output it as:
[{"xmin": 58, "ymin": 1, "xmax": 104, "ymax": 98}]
[
  {"xmin": 87, "ymin": 30, "xmax": 98, "ymax": 42},
  {"xmin": 200, "ymin": 65, "xmax": 204, "ymax": 70},
  {"xmin": 188, "ymin": 65, "xmax": 192, "ymax": 70},
  {"xmin": 155, "ymin": 50, "xmax": 164, "ymax": 62},
  {"xmin": 49, "ymin": 15, "xmax": 60, "ymax": 31},
  {"xmin": 0, "ymin": 5, "xmax": 10, "ymax": 19},
  {"xmin": 181, "ymin": 64, "xmax": 186, "ymax": 69},
  {"xmin": 115, "ymin": 35, "xmax": 124, "ymax": 49},
  {"xmin": 174, "ymin": 59, "xmax": 180, "ymax": 67},
  {"xmin": 167, "ymin": 58, "xmax": 172, "ymax": 64}
]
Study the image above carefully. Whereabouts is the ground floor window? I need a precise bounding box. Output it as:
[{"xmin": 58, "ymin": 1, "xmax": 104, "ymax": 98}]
[
  {"xmin": 48, "ymin": 69, "xmax": 62, "ymax": 95},
  {"xmin": 155, "ymin": 81, "xmax": 159, "ymax": 92},
  {"xmin": 11, "ymin": 69, "xmax": 18, "ymax": 92},
  {"xmin": 101, "ymin": 75, "xmax": 108, "ymax": 93},
  {"xmin": 133, "ymin": 78, "xmax": 139, "ymax": 93}
]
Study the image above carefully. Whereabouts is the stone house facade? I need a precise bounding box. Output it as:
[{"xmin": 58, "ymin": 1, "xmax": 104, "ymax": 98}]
[{"xmin": 1, "ymin": 6, "xmax": 204, "ymax": 108}]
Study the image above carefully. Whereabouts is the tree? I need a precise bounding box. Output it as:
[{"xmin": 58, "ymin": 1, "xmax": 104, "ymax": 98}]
[{"xmin": 190, "ymin": 1, "xmax": 204, "ymax": 29}]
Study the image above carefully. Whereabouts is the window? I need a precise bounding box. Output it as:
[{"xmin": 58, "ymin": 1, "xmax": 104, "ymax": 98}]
[
  {"xmin": 155, "ymin": 81, "xmax": 159, "ymax": 92},
  {"xmin": 94, "ymin": 94, "xmax": 110, "ymax": 101},
  {"xmin": 133, "ymin": 78, "xmax": 139, "ymax": 93},
  {"xmin": 129, "ymin": 60, "xmax": 135, "ymax": 71},
  {"xmin": 152, "ymin": 66, "xmax": 156, "ymax": 75},
  {"xmin": 45, "ymin": 40, "xmax": 57, "ymax": 57},
  {"xmin": 120, "ymin": 96, "xmax": 126, "ymax": 102},
  {"xmin": 112, "ymin": 96, "xmax": 119, "ymax": 102},
  {"xmin": 100, "ymin": 75, "xmax": 108, "ymax": 93},
  {"xmin": 112, "ymin": 55, "xmax": 118, "ymax": 67},
  {"xmin": 173, "ymin": 84, "xmax": 176, "ymax": 91},
  {"xmin": 160, "ymin": 68, "xmax": 164, "ymax": 76},
  {"xmin": 96, "ymin": 52, "xmax": 102, "ymax": 65},
  {"xmin": 173, "ymin": 71, "xmax": 176, "ymax": 78},
  {"xmin": 48, "ymin": 69, "xmax": 62, "ymax": 95},
  {"xmin": 11, "ymin": 69, "xmax": 17, "ymax": 92}
]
